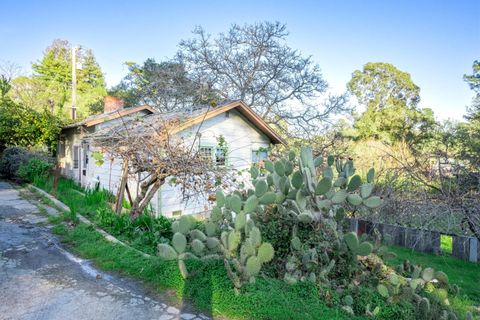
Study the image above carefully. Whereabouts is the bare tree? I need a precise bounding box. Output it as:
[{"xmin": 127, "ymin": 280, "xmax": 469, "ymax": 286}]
[
  {"xmin": 0, "ymin": 60, "xmax": 22, "ymax": 80},
  {"xmin": 360, "ymin": 139, "xmax": 480, "ymax": 241},
  {"xmin": 90, "ymin": 111, "xmax": 224, "ymax": 218},
  {"xmin": 177, "ymin": 22, "xmax": 350, "ymax": 137},
  {"xmin": 110, "ymin": 59, "xmax": 220, "ymax": 114}
]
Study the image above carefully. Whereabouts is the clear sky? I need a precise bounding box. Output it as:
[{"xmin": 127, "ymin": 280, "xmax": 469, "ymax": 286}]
[{"xmin": 1, "ymin": 0, "xmax": 479, "ymax": 120}]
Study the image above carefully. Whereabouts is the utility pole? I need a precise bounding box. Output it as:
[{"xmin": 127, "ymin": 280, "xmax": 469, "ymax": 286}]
[{"xmin": 71, "ymin": 46, "xmax": 77, "ymax": 120}]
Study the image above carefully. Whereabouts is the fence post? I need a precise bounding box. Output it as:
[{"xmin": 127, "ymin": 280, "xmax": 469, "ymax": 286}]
[
  {"xmin": 452, "ymin": 235, "xmax": 470, "ymax": 261},
  {"xmin": 469, "ymin": 238, "xmax": 478, "ymax": 263}
]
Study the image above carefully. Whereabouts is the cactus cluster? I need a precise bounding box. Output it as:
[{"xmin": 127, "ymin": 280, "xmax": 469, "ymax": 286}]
[
  {"xmin": 156, "ymin": 145, "xmax": 465, "ymax": 319},
  {"xmin": 158, "ymin": 188, "xmax": 274, "ymax": 291},
  {"xmin": 283, "ymin": 235, "xmax": 336, "ymax": 285},
  {"xmin": 250, "ymin": 146, "xmax": 383, "ymax": 285},
  {"xmin": 157, "ymin": 215, "xmax": 221, "ymax": 278},
  {"xmin": 344, "ymin": 232, "xmax": 373, "ymax": 257},
  {"xmin": 375, "ymin": 261, "xmax": 466, "ymax": 319},
  {"xmin": 253, "ymin": 147, "xmax": 382, "ymax": 224}
]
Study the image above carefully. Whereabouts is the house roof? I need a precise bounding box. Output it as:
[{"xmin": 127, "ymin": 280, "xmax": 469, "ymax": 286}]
[
  {"xmin": 62, "ymin": 104, "xmax": 156, "ymax": 129},
  {"xmin": 83, "ymin": 100, "xmax": 285, "ymax": 145}
]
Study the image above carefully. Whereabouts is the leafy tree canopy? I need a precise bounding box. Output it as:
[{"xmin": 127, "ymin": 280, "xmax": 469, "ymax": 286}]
[
  {"xmin": 9, "ymin": 39, "xmax": 107, "ymax": 121},
  {"xmin": 0, "ymin": 76, "xmax": 62, "ymax": 151},
  {"xmin": 347, "ymin": 62, "xmax": 433, "ymax": 144},
  {"xmin": 464, "ymin": 60, "xmax": 480, "ymax": 121}
]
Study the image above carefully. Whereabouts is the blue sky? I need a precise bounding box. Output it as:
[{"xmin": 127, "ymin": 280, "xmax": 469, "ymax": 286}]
[{"xmin": 1, "ymin": 0, "xmax": 479, "ymax": 120}]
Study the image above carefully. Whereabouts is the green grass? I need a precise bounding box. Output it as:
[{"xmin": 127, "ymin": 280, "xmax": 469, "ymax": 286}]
[
  {"xmin": 54, "ymin": 222, "xmax": 358, "ymax": 320},
  {"xmin": 440, "ymin": 234, "xmax": 453, "ymax": 254},
  {"xmin": 387, "ymin": 245, "xmax": 480, "ymax": 309}
]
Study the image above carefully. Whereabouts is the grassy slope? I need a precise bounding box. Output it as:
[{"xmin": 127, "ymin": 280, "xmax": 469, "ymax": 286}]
[
  {"xmin": 33, "ymin": 176, "xmax": 355, "ymax": 319},
  {"xmin": 387, "ymin": 245, "xmax": 480, "ymax": 318},
  {"xmin": 33, "ymin": 176, "xmax": 479, "ymax": 319},
  {"xmin": 54, "ymin": 223, "xmax": 355, "ymax": 320}
]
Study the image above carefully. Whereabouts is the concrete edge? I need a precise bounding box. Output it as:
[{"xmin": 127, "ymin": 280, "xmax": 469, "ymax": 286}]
[{"xmin": 28, "ymin": 184, "xmax": 153, "ymax": 259}]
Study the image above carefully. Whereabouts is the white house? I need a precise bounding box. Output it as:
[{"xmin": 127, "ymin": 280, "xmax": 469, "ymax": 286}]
[{"xmin": 57, "ymin": 97, "xmax": 284, "ymax": 217}]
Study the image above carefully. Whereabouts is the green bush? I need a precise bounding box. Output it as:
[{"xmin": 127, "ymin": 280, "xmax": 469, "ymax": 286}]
[
  {"xmin": 0, "ymin": 147, "xmax": 30, "ymax": 178},
  {"xmin": 94, "ymin": 206, "xmax": 172, "ymax": 254},
  {"xmin": 0, "ymin": 146, "xmax": 53, "ymax": 181},
  {"xmin": 17, "ymin": 157, "xmax": 53, "ymax": 182}
]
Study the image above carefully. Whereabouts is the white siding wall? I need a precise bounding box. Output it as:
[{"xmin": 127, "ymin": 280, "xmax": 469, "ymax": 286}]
[{"xmin": 158, "ymin": 110, "xmax": 271, "ymax": 217}]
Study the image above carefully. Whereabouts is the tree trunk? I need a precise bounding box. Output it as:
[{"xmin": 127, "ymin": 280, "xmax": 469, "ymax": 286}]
[
  {"xmin": 115, "ymin": 159, "xmax": 129, "ymax": 214},
  {"xmin": 125, "ymin": 182, "xmax": 133, "ymax": 206},
  {"xmin": 129, "ymin": 175, "xmax": 158, "ymax": 217},
  {"xmin": 130, "ymin": 179, "xmax": 163, "ymax": 219}
]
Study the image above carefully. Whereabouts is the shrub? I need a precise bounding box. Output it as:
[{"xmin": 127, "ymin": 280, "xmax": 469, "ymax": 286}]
[
  {"xmin": 17, "ymin": 157, "xmax": 53, "ymax": 182},
  {"xmin": 0, "ymin": 147, "xmax": 30, "ymax": 178},
  {"xmin": 0, "ymin": 146, "xmax": 53, "ymax": 181}
]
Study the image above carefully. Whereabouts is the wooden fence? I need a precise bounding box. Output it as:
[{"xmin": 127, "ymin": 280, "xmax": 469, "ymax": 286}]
[{"xmin": 347, "ymin": 218, "xmax": 479, "ymax": 263}]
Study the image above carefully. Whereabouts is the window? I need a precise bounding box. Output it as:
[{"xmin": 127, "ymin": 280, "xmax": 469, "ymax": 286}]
[
  {"xmin": 215, "ymin": 147, "xmax": 226, "ymax": 166},
  {"xmin": 73, "ymin": 145, "xmax": 79, "ymax": 169},
  {"xmin": 172, "ymin": 210, "xmax": 182, "ymax": 217},
  {"xmin": 252, "ymin": 149, "xmax": 268, "ymax": 163},
  {"xmin": 58, "ymin": 140, "xmax": 66, "ymax": 157},
  {"xmin": 199, "ymin": 146, "xmax": 213, "ymax": 161},
  {"xmin": 199, "ymin": 145, "xmax": 227, "ymax": 166}
]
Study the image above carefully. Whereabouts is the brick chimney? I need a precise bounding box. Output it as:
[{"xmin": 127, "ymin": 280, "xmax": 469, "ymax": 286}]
[{"xmin": 104, "ymin": 96, "xmax": 124, "ymax": 113}]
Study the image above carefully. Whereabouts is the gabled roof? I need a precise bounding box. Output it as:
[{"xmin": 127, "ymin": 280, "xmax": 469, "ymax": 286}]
[
  {"xmin": 84, "ymin": 100, "xmax": 285, "ymax": 145},
  {"xmin": 172, "ymin": 100, "xmax": 285, "ymax": 144},
  {"xmin": 62, "ymin": 105, "xmax": 156, "ymax": 129}
]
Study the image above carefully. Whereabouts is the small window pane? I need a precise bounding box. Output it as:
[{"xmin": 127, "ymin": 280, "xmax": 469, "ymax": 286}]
[
  {"xmin": 215, "ymin": 148, "xmax": 226, "ymax": 166},
  {"xmin": 252, "ymin": 150, "xmax": 268, "ymax": 162},
  {"xmin": 199, "ymin": 146, "xmax": 213, "ymax": 161}
]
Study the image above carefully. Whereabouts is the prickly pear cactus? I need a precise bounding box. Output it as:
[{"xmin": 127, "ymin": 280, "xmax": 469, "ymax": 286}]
[
  {"xmin": 158, "ymin": 187, "xmax": 274, "ymax": 291},
  {"xmin": 157, "ymin": 215, "xmax": 220, "ymax": 278},
  {"xmin": 248, "ymin": 146, "xmax": 383, "ymax": 286}
]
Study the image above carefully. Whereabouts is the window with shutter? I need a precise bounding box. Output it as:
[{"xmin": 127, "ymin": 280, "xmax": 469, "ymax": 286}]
[{"xmin": 73, "ymin": 146, "xmax": 79, "ymax": 169}]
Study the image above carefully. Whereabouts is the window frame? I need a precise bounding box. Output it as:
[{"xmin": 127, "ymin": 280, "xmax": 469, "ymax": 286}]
[
  {"xmin": 199, "ymin": 142, "xmax": 228, "ymax": 167},
  {"xmin": 73, "ymin": 145, "xmax": 79, "ymax": 169},
  {"xmin": 251, "ymin": 148, "xmax": 269, "ymax": 163}
]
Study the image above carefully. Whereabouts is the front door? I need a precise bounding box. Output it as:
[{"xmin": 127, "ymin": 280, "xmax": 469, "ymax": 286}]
[{"xmin": 81, "ymin": 143, "xmax": 89, "ymax": 186}]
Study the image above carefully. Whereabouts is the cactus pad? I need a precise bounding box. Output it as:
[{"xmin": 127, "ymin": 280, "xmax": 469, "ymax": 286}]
[
  {"xmin": 230, "ymin": 194, "xmax": 242, "ymax": 214},
  {"xmin": 259, "ymin": 192, "xmax": 276, "ymax": 205},
  {"xmin": 191, "ymin": 239, "xmax": 205, "ymax": 255},
  {"xmin": 244, "ymin": 195, "xmax": 259, "ymax": 213},
  {"xmin": 367, "ymin": 168, "xmax": 375, "ymax": 183},
  {"xmin": 257, "ymin": 242, "xmax": 274, "ymax": 263},
  {"xmin": 216, "ymin": 190, "xmax": 225, "ymax": 207},
  {"xmin": 363, "ymin": 196, "xmax": 382, "ymax": 208},
  {"xmin": 291, "ymin": 171, "xmax": 303, "ymax": 189},
  {"xmin": 347, "ymin": 174, "xmax": 362, "ymax": 192},
  {"xmin": 172, "ymin": 232, "xmax": 187, "ymax": 253},
  {"xmin": 298, "ymin": 211, "xmax": 314, "ymax": 223},
  {"xmin": 357, "ymin": 242, "xmax": 373, "ymax": 256},
  {"xmin": 235, "ymin": 211, "xmax": 246, "ymax": 230},
  {"xmin": 315, "ymin": 177, "xmax": 332, "ymax": 195},
  {"xmin": 206, "ymin": 237, "xmax": 220, "ymax": 250},
  {"xmin": 347, "ymin": 194, "xmax": 363, "ymax": 206},
  {"xmin": 360, "ymin": 183, "xmax": 373, "ymax": 198},
  {"xmin": 377, "ymin": 284, "xmax": 389, "ymax": 298},
  {"xmin": 246, "ymin": 256, "xmax": 262, "ymax": 277},
  {"xmin": 157, "ymin": 244, "xmax": 178, "ymax": 260},
  {"xmin": 255, "ymin": 180, "xmax": 268, "ymax": 197}
]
